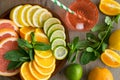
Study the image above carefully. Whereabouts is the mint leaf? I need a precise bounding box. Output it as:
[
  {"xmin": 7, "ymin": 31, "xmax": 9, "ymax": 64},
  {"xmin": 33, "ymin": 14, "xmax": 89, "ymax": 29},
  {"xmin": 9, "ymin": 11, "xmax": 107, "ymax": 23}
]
[
  {"xmin": 91, "ymin": 24, "xmax": 106, "ymax": 32},
  {"xmin": 114, "ymin": 14, "xmax": 120, "ymax": 23},
  {"xmin": 30, "ymin": 32, "xmax": 36, "ymax": 43},
  {"xmin": 86, "ymin": 33, "xmax": 97, "ymax": 42},
  {"xmin": 105, "ymin": 16, "xmax": 112, "ymax": 26}
]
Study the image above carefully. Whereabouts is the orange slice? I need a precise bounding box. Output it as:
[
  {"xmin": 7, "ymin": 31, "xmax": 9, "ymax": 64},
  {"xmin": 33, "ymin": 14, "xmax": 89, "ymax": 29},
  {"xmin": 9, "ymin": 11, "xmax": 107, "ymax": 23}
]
[
  {"xmin": 99, "ymin": 0, "xmax": 120, "ymax": 15},
  {"xmin": 34, "ymin": 54, "xmax": 55, "ymax": 68},
  {"xmin": 34, "ymin": 50, "xmax": 52, "ymax": 58},
  {"xmin": 20, "ymin": 27, "xmax": 35, "ymax": 41},
  {"xmin": 33, "ymin": 61, "xmax": 55, "ymax": 75},
  {"xmin": 34, "ymin": 28, "xmax": 49, "ymax": 43},
  {"xmin": 29, "ymin": 62, "xmax": 51, "ymax": 80},
  {"xmin": 101, "ymin": 49, "xmax": 120, "ymax": 68},
  {"xmin": 20, "ymin": 62, "xmax": 36, "ymax": 80}
]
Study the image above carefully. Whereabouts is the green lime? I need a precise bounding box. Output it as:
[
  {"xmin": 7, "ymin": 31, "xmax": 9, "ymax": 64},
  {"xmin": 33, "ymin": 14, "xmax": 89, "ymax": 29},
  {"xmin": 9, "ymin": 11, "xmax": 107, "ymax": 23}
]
[
  {"xmin": 53, "ymin": 45, "xmax": 68, "ymax": 60},
  {"xmin": 43, "ymin": 18, "xmax": 61, "ymax": 34},
  {"xmin": 65, "ymin": 64, "xmax": 83, "ymax": 80},
  {"xmin": 49, "ymin": 30, "xmax": 66, "ymax": 42},
  {"xmin": 51, "ymin": 38, "xmax": 66, "ymax": 50},
  {"xmin": 47, "ymin": 24, "xmax": 65, "ymax": 37}
]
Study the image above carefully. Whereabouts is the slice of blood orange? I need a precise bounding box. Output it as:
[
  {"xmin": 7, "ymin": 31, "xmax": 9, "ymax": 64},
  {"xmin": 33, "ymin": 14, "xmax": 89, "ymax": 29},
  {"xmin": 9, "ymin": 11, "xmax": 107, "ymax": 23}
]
[{"xmin": 66, "ymin": 0, "xmax": 99, "ymax": 31}]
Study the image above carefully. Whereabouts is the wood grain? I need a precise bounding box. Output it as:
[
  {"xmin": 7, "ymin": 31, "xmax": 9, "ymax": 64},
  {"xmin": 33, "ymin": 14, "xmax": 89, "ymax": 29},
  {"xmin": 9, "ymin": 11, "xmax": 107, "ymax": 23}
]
[{"xmin": 0, "ymin": 0, "xmax": 120, "ymax": 80}]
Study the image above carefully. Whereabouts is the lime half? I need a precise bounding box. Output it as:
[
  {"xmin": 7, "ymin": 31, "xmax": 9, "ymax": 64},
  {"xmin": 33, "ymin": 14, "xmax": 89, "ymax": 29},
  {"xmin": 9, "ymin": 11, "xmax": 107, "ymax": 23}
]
[
  {"xmin": 51, "ymin": 38, "xmax": 66, "ymax": 50},
  {"xmin": 53, "ymin": 46, "xmax": 68, "ymax": 60},
  {"xmin": 49, "ymin": 30, "xmax": 66, "ymax": 42}
]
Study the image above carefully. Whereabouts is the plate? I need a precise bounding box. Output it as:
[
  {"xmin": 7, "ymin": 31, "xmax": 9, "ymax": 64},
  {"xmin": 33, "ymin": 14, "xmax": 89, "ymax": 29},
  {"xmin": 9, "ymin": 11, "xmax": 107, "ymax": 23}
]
[{"xmin": 0, "ymin": 4, "xmax": 70, "ymax": 80}]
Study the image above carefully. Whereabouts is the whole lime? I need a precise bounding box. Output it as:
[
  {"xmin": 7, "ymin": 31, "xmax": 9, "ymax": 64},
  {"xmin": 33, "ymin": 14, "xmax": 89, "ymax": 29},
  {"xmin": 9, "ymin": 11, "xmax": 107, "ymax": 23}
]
[{"xmin": 65, "ymin": 63, "xmax": 83, "ymax": 80}]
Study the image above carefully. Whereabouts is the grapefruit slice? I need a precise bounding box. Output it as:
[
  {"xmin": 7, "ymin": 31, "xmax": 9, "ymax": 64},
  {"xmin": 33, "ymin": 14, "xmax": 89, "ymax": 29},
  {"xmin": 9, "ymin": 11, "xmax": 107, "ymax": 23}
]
[
  {"xmin": 0, "ymin": 19, "xmax": 19, "ymax": 32},
  {"xmin": 0, "ymin": 37, "xmax": 19, "ymax": 76}
]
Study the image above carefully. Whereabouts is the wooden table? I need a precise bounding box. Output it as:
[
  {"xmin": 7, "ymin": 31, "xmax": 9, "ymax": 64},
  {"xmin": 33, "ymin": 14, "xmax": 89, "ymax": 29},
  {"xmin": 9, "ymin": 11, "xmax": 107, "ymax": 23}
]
[{"xmin": 0, "ymin": 0, "xmax": 120, "ymax": 80}]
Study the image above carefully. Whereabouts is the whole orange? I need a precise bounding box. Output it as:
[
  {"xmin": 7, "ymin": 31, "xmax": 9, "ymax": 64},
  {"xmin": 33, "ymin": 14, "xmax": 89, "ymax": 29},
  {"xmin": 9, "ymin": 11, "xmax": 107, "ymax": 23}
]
[{"xmin": 88, "ymin": 67, "xmax": 114, "ymax": 80}]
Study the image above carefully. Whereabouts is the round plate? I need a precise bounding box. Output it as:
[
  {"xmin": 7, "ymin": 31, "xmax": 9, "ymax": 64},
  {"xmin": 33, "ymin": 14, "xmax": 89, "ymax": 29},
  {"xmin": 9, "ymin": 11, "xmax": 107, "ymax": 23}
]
[{"xmin": 0, "ymin": 4, "xmax": 69, "ymax": 80}]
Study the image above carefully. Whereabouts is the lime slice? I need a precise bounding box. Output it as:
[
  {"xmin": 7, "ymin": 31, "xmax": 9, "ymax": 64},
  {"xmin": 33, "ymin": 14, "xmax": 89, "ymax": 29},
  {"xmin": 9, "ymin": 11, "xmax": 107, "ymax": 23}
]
[
  {"xmin": 51, "ymin": 38, "xmax": 66, "ymax": 50},
  {"xmin": 53, "ymin": 46, "xmax": 68, "ymax": 60},
  {"xmin": 39, "ymin": 11, "xmax": 52, "ymax": 27},
  {"xmin": 47, "ymin": 24, "xmax": 65, "ymax": 37},
  {"xmin": 43, "ymin": 18, "xmax": 61, "ymax": 34},
  {"xmin": 26, "ymin": 5, "xmax": 41, "ymax": 26},
  {"xmin": 32, "ymin": 8, "xmax": 48, "ymax": 27},
  {"xmin": 49, "ymin": 30, "xmax": 66, "ymax": 42},
  {"xmin": 18, "ymin": 4, "xmax": 32, "ymax": 26},
  {"xmin": 10, "ymin": 5, "xmax": 24, "ymax": 27}
]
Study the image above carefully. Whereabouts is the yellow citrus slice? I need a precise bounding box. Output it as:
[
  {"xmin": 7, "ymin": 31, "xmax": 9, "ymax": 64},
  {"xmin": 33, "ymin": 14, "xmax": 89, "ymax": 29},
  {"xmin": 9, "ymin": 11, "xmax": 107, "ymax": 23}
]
[
  {"xmin": 101, "ymin": 49, "xmax": 120, "ymax": 68},
  {"xmin": 34, "ymin": 54, "xmax": 56, "ymax": 68},
  {"xmin": 20, "ymin": 27, "xmax": 35, "ymax": 41},
  {"xmin": 26, "ymin": 5, "xmax": 41, "ymax": 26},
  {"xmin": 10, "ymin": 5, "xmax": 24, "ymax": 27},
  {"xmin": 99, "ymin": 0, "xmax": 120, "ymax": 15},
  {"xmin": 18, "ymin": 4, "xmax": 32, "ymax": 26},
  {"xmin": 29, "ymin": 62, "xmax": 51, "ymax": 80},
  {"xmin": 34, "ymin": 28, "xmax": 49, "ymax": 43},
  {"xmin": 39, "ymin": 11, "xmax": 52, "ymax": 27},
  {"xmin": 20, "ymin": 62, "xmax": 36, "ymax": 80},
  {"xmin": 32, "ymin": 8, "xmax": 48, "ymax": 27},
  {"xmin": 34, "ymin": 50, "xmax": 52, "ymax": 58},
  {"xmin": 33, "ymin": 61, "xmax": 55, "ymax": 75},
  {"xmin": 109, "ymin": 29, "xmax": 120, "ymax": 50}
]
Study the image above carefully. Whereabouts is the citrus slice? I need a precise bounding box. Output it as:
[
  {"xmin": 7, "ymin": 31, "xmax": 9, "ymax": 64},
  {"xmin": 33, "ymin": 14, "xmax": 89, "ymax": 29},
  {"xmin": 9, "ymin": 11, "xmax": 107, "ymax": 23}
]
[
  {"xmin": 34, "ymin": 28, "xmax": 49, "ymax": 43},
  {"xmin": 34, "ymin": 50, "xmax": 52, "ymax": 58},
  {"xmin": 49, "ymin": 30, "xmax": 66, "ymax": 42},
  {"xmin": 53, "ymin": 45, "xmax": 68, "ymax": 60},
  {"xmin": 39, "ymin": 11, "xmax": 52, "ymax": 27},
  {"xmin": 0, "ymin": 28, "xmax": 18, "ymax": 40},
  {"xmin": 20, "ymin": 27, "xmax": 35, "ymax": 41},
  {"xmin": 32, "ymin": 8, "xmax": 48, "ymax": 27},
  {"xmin": 101, "ymin": 49, "xmax": 120, "ymax": 68},
  {"xmin": 33, "ymin": 61, "xmax": 55, "ymax": 75},
  {"xmin": 29, "ymin": 62, "xmax": 51, "ymax": 80},
  {"xmin": 26, "ymin": 5, "xmax": 41, "ymax": 26},
  {"xmin": 10, "ymin": 5, "xmax": 24, "ymax": 27},
  {"xmin": 51, "ymin": 38, "xmax": 66, "ymax": 50},
  {"xmin": 47, "ymin": 24, "xmax": 65, "ymax": 37},
  {"xmin": 43, "ymin": 18, "xmax": 61, "ymax": 34},
  {"xmin": 109, "ymin": 29, "xmax": 120, "ymax": 50},
  {"xmin": 18, "ymin": 4, "xmax": 32, "ymax": 26},
  {"xmin": 20, "ymin": 62, "xmax": 36, "ymax": 80},
  {"xmin": 34, "ymin": 54, "xmax": 55, "ymax": 68},
  {"xmin": 99, "ymin": 0, "xmax": 120, "ymax": 15},
  {"xmin": 0, "ymin": 19, "xmax": 19, "ymax": 32}
]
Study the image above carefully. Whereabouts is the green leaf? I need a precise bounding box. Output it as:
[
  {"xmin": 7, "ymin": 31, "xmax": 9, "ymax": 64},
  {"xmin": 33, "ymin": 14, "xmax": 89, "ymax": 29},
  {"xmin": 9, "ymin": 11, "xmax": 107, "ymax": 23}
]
[
  {"xmin": 102, "ymin": 42, "xmax": 108, "ymax": 51},
  {"xmin": 91, "ymin": 24, "xmax": 106, "ymax": 32},
  {"xmin": 98, "ymin": 31, "xmax": 107, "ymax": 40},
  {"xmin": 17, "ymin": 38, "xmax": 33, "ymax": 49},
  {"xmin": 114, "ymin": 14, "xmax": 120, "ymax": 23},
  {"xmin": 7, "ymin": 61, "xmax": 23, "ymax": 70},
  {"xmin": 86, "ymin": 33, "xmax": 97, "ymax": 42},
  {"xmin": 33, "ymin": 42, "xmax": 50, "ymax": 50},
  {"xmin": 105, "ymin": 16, "xmax": 112, "ymax": 26},
  {"xmin": 30, "ymin": 32, "xmax": 36, "ymax": 43},
  {"xmin": 28, "ymin": 49, "xmax": 34, "ymax": 61},
  {"xmin": 19, "ymin": 57, "xmax": 30, "ymax": 62},
  {"xmin": 4, "ymin": 50, "xmax": 27, "ymax": 61},
  {"xmin": 86, "ymin": 47, "xmax": 94, "ymax": 52}
]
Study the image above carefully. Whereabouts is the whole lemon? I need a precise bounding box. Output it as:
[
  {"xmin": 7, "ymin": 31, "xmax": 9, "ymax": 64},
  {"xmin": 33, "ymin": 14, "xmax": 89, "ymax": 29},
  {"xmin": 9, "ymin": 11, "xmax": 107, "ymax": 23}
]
[
  {"xmin": 88, "ymin": 67, "xmax": 114, "ymax": 80},
  {"xmin": 109, "ymin": 29, "xmax": 120, "ymax": 50}
]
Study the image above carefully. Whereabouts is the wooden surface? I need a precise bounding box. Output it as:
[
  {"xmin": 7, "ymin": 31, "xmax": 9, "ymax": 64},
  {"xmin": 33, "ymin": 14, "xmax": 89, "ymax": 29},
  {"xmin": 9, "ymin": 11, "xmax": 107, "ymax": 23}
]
[{"xmin": 0, "ymin": 0, "xmax": 120, "ymax": 80}]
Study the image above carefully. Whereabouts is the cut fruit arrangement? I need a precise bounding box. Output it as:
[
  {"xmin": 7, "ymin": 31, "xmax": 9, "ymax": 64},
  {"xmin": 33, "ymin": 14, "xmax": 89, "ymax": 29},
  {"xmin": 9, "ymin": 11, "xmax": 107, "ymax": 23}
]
[{"xmin": 0, "ymin": 4, "xmax": 68, "ymax": 80}]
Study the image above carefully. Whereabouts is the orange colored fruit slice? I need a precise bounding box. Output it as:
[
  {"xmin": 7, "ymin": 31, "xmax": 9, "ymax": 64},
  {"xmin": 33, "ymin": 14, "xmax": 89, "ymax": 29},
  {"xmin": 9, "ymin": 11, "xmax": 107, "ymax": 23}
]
[
  {"xmin": 29, "ymin": 62, "xmax": 51, "ymax": 80},
  {"xmin": 34, "ymin": 54, "xmax": 55, "ymax": 68},
  {"xmin": 20, "ymin": 62, "xmax": 36, "ymax": 80},
  {"xmin": 33, "ymin": 61, "xmax": 55, "ymax": 75},
  {"xmin": 101, "ymin": 49, "xmax": 120, "ymax": 68},
  {"xmin": 20, "ymin": 27, "xmax": 35, "ymax": 41},
  {"xmin": 99, "ymin": 0, "xmax": 120, "ymax": 15}
]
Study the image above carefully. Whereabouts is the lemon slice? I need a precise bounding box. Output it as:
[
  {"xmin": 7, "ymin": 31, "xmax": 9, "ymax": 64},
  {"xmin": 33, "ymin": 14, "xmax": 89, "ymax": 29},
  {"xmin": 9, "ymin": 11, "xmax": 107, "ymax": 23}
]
[
  {"xmin": 47, "ymin": 24, "xmax": 65, "ymax": 37},
  {"xmin": 53, "ymin": 45, "xmax": 68, "ymax": 60},
  {"xmin": 49, "ymin": 30, "xmax": 66, "ymax": 42},
  {"xmin": 32, "ymin": 8, "xmax": 48, "ymax": 27},
  {"xmin": 43, "ymin": 18, "xmax": 61, "ymax": 34},
  {"xmin": 51, "ymin": 38, "xmax": 66, "ymax": 50},
  {"xmin": 39, "ymin": 11, "xmax": 52, "ymax": 27},
  {"xmin": 18, "ymin": 4, "xmax": 32, "ymax": 27},
  {"xmin": 26, "ymin": 5, "xmax": 41, "ymax": 26},
  {"xmin": 10, "ymin": 5, "xmax": 24, "ymax": 27}
]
